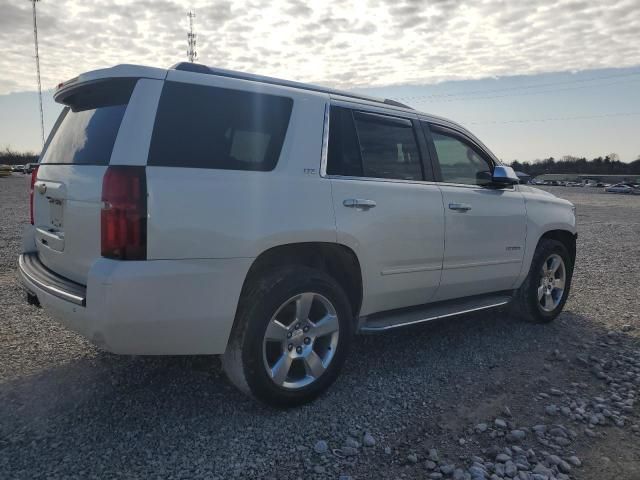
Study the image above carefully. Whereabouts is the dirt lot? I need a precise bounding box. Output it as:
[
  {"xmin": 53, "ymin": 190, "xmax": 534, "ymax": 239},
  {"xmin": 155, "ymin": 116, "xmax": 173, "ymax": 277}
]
[{"xmin": 1, "ymin": 175, "xmax": 639, "ymax": 480}]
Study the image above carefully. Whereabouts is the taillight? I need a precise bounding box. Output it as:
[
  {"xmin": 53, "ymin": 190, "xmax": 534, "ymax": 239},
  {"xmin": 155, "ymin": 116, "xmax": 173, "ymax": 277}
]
[
  {"xmin": 29, "ymin": 166, "xmax": 39, "ymax": 225},
  {"xmin": 101, "ymin": 166, "xmax": 147, "ymax": 260}
]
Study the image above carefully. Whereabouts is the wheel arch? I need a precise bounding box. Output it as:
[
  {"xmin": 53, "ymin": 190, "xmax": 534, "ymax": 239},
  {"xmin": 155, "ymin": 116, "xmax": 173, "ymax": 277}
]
[
  {"xmin": 514, "ymin": 226, "xmax": 577, "ymax": 289},
  {"xmin": 237, "ymin": 242, "xmax": 363, "ymax": 325},
  {"xmin": 538, "ymin": 229, "xmax": 577, "ymax": 268}
]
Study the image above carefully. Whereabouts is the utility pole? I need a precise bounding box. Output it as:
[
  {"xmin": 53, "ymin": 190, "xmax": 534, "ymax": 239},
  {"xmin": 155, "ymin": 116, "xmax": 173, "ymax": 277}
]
[
  {"xmin": 30, "ymin": 0, "xmax": 45, "ymax": 148},
  {"xmin": 187, "ymin": 10, "xmax": 197, "ymax": 63}
]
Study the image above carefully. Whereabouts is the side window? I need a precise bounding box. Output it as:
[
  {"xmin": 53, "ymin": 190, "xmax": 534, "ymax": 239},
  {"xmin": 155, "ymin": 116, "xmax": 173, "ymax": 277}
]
[
  {"xmin": 148, "ymin": 81, "xmax": 293, "ymax": 171},
  {"xmin": 353, "ymin": 112, "xmax": 423, "ymax": 181},
  {"xmin": 327, "ymin": 106, "xmax": 363, "ymax": 176},
  {"xmin": 430, "ymin": 128, "xmax": 493, "ymax": 186}
]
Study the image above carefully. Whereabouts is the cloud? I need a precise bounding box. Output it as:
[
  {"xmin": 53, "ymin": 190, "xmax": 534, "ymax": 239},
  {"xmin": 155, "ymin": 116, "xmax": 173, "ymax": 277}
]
[
  {"xmin": 284, "ymin": 0, "xmax": 313, "ymax": 17},
  {"xmin": 0, "ymin": 0, "xmax": 639, "ymax": 94}
]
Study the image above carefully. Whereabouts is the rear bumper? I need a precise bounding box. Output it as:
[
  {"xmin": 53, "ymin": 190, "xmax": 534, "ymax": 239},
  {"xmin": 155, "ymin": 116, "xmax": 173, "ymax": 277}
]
[
  {"xmin": 19, "ymin": 253, "xmax": 86, "ymax": 306},
  {"xmin": 18, "ymin": 252, "xmax": 253, "ymax": 355}
]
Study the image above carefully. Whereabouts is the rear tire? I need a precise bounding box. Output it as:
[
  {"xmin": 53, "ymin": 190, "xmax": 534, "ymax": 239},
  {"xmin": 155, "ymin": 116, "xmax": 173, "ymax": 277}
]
[
  {"xmin": 222, "ymin": 266, "xmax": 353, "ymax": 407},
  {"xmin": 512, "ymin": 238, "xmax": 573, "ymax": 323}
]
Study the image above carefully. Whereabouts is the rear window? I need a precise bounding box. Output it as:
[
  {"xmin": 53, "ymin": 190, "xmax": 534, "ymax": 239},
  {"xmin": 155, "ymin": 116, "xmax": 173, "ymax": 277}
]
[
  {"xmin": 147, "ymin": 81, "xmax": 293, "ymax": 171},
  {"xmin": 40, "ymin": 78, "xmax": 136, "ymax": 165}
]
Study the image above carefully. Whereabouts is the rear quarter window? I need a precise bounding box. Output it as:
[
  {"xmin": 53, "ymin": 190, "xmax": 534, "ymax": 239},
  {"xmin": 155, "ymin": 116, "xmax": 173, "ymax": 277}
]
[
  {"xmin": 40, "ymin": 78, "xmax": 136, "ymax": 165},
  {"xmin": 147, "ymin": 81, "xmax": 293, "ymax": 171}
]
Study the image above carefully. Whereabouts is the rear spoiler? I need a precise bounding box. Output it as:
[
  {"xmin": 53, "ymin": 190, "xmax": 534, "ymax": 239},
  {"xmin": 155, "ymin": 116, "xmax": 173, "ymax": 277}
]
[{"xmin": 54, "ymin": 64, "xmax": 167, "ymax": 103}]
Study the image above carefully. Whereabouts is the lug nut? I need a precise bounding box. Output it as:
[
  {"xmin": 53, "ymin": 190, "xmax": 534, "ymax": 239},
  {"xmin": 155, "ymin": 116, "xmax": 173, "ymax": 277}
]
[
  {"xmin": 287, "ymin": 331, "xmax": 292, "ymax": 338},
  {"xmin": 288, "ymin": 344, "xmax": 293, "ymax": 351},
  {"xmin": 296, "ymin": 346, "xmax": 303, "ymax": 354},
  {"xmin": 303, "ymin": 326, "xmax": 310, "ymax": 332},
  {"xmin": 304, "ymin": 337, "xmax": 311, "ymax": 345},
  {"xmin": 295, "ymin": 323, "xmax": 301, "ymax": 330}
]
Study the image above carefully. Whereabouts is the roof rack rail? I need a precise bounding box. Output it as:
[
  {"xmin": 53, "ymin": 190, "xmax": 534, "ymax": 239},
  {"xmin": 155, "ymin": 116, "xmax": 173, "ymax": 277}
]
[{"xmin": 170, "ymin": 62, "xmax": 413, "ymax": 110}]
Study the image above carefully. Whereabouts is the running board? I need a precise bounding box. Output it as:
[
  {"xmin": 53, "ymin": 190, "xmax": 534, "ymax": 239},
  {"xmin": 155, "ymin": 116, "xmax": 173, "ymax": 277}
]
[{"xmin": 359, "ymin": 293, "xmax": 513, "ymax": 333}]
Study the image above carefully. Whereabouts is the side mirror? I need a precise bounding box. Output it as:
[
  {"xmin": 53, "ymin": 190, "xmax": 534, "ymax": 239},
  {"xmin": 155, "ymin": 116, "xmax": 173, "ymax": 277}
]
[{"xmin": 492, "ymin": 165, "xmax": 520, "ymax": 186}]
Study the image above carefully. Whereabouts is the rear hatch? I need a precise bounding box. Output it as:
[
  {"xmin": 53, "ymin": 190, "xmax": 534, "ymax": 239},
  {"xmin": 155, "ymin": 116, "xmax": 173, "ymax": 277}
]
[{"xmin": 33, "ymin": 78, "xmax": 137, "ymax": 285}]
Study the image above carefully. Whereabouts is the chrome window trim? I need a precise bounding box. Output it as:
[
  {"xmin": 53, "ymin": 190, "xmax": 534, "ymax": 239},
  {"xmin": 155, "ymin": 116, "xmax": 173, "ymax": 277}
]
[
  {"xmin": 320, "ymin": 101, "xmax": 330, "ymax": 177},
  {"xmin": 326, "ymin": 174, "xmax": 439, "ymax": 187},
  {"xmin": 325, "ymin": 171, "xmax": 513, "ymax": 191},
  {"xmin": 435, "ymin": 181, "xmax": 515, "ymax": 191}
]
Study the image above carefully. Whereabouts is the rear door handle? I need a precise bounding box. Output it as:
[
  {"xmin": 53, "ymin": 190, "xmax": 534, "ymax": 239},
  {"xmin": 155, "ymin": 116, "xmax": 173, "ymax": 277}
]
[
  {"xmin": 448, "ymin": 202, "xmax": 472, "ymax": 212},
  {"xmin": 343, "ymin": 198, "xmax": 377, "ymax": 210}
]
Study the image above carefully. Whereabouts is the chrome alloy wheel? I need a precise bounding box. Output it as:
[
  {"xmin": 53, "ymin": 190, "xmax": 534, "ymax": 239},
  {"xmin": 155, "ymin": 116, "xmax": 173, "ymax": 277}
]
[
  {"xmin": 538, "ymin": 253, "xmax": 566, "ymax": 312},
  {"xmin": 262, "ymin": 293, "xmax": 340, "ymax": 389}
]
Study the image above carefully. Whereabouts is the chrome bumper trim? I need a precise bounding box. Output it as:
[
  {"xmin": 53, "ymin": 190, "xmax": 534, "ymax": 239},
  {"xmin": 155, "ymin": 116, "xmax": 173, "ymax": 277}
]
[{"xmin": 18, "ymin": 253, "xmax": 86, "ymax": 306}]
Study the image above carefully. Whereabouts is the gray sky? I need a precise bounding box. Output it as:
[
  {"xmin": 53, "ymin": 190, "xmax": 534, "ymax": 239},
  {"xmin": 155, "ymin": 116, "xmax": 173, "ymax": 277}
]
[{"xmin": 1, "ymin": 0, "xmax": 639, "ymax": 161}]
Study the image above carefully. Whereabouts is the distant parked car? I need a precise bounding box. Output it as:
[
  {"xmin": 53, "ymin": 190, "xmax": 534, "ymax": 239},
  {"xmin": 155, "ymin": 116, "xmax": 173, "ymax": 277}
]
[
  {"xmin": 11, "ymin": 164, "xmax": 25, "ymax": 172},
  {"xmin": 23, "ymin": 163, "xmax": 36, "ymax": 174},
  {"xmin": 605, "ymin": 184, "xmax": 633, "ymax": 194},
  {"xmin": 0, "ymin": 165, "xmax": 12, "ymax": 178}
]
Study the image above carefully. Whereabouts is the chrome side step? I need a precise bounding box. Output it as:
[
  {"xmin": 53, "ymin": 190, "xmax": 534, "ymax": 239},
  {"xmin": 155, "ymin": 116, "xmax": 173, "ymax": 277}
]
[{"xmin": 359, "ymin": 293, "xmax": 512, "ymax": 333}]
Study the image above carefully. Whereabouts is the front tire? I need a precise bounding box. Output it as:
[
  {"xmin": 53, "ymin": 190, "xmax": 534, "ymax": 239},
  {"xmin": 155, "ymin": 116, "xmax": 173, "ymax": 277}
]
[
  {"xmin": 222, "ymin": 266, "xmax": 353, "ymax": 407},
  {"xmin": 512, "ymin": 238, "xmax": 574, "ymax": 323}
]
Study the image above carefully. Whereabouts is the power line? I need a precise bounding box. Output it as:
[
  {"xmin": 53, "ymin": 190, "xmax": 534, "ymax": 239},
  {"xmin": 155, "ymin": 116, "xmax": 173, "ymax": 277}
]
[
  {"xmin": 465, "ymin": 111, "xmax": 640, "ymax": 126},
  {"xmin": 30, "ymin": 0, "xmax": 45, "ymax": 148},
  {"xmin": 402, "ymin": 78, "xmax": 640, "ymax": 103},
  {"xmin": 393, "ymin": 71, "xmax": 640, "ymax": 102},
  {"xmin": 397, "ymin": 71, "xmax": 640, "ymax": 100}
]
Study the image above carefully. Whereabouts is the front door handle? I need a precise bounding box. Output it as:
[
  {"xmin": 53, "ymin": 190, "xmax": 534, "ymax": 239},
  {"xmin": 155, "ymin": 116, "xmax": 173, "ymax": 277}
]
[
  {"xmin": 448, "ymin": 202, "xmax": 472, "ymax": 212},
  {"xmin": 343, "ymin": 198, "xmax": 377, "ymax": 210}
]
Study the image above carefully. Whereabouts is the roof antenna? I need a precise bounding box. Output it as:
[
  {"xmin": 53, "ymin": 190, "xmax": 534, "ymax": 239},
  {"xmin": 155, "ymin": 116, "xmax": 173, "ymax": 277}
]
[
  {"xmin": 187, "ymin": 10, "xmax": 198, "ymax": 63},
  {"xmin": 30, "ymin": 0, "xmax": 45, "ymax": 148}
]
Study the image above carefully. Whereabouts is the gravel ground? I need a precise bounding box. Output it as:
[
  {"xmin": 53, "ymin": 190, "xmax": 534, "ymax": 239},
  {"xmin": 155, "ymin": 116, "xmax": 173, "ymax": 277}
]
[{"xmin": 1, "ymin": 175, "xmax": 639, "ymax": 480}]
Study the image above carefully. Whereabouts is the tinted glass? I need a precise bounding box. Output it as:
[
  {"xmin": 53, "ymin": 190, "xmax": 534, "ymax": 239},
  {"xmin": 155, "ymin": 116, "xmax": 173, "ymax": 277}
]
[
  {"xmin": 148, "ymin": 82, "xmax": 293, "ymax": 171},
  {"xmin": 431, "ymin": 130, "xmax": 492, "ymax": 185},
  {"xmin": 327, "ymin": 106, "xmax": 363, "ymax": 176},
  {"xmin": 40, "ymin": 78, "xmax": 135, "ymax": 165},
  {"xmin": 353, "ymin": 112, "xmax": 422, "ymax": 181}
]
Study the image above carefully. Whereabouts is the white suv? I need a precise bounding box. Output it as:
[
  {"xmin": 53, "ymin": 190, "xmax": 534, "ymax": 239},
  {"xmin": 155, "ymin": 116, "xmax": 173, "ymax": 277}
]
[{"xmin": 18, "ymin": 63, "xmax": 577, "ymax": 406}]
